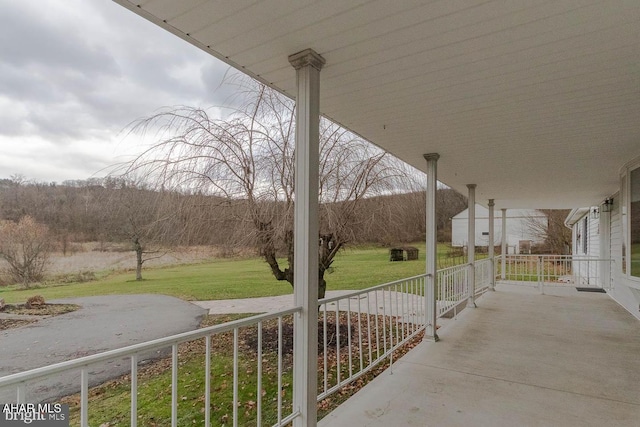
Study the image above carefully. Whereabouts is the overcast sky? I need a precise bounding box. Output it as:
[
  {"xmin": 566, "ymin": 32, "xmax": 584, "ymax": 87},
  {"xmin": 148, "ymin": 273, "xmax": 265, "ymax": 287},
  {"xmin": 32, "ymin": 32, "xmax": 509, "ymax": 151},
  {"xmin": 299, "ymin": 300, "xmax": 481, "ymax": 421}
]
[{"xmin": 0, "ymin": 0, "xmax": 242, "ymax": 183}]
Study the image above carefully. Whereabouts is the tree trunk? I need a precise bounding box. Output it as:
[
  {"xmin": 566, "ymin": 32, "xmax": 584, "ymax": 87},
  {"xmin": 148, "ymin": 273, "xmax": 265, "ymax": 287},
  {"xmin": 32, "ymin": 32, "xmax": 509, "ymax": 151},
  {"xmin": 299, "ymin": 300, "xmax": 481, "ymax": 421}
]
[
  {"xmin": 318, "ymin": 275, "xmax": 327, "ymax": 300},
  {"xmin": 133, "ymin": 237, "xmax": 143, "ymax": 281}
]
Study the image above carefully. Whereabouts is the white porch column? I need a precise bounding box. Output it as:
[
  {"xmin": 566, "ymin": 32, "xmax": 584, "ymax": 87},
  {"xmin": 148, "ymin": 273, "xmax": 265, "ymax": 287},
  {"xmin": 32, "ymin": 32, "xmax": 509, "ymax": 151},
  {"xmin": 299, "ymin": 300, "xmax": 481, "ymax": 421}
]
[
  {"xmin": 467, "ymin": 184, "xmax": 477, "ymax": 307},
  {"xmin": 501, "ymin": 208, "xmax": 507, "ymax": 279},
  {"xmin": 423, "ymin": 153, "xmax": 439, "ymax": 342},
  {"xmin": 488, "ymin": 199, "xmax": 495, "ymax": 291},
  {"xmin": 599, "ymin": 203, "xmax": 611, "ymax": 290},
  {"xmin": 289, "ymin": 48, "xmax": 325, "ymax": 427}
]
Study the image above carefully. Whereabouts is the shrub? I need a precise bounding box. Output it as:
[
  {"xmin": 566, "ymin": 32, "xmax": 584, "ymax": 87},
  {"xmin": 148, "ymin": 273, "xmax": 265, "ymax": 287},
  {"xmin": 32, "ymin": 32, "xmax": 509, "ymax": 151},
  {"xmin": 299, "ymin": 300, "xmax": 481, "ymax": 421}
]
[
  {"xmin": 0, "ymin": 216, "xmax": 51, "ymax": 288},
  {"xmin": 25, "ymin": 295, "xmax": 46, "ymax": 309}
]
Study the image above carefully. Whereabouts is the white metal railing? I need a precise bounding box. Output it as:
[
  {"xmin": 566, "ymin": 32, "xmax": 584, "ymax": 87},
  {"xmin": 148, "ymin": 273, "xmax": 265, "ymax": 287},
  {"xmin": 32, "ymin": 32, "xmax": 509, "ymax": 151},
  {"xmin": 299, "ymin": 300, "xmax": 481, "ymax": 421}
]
[
  {"xmin": 474, "ymin": 258, "xmax": 493, "ymax": 295},
  {"xmin": 2, "ymin": 265, "xmax": 502, "ymax": 425},
  {"xmin": 436, "ymin": 263, "xmax": 468, "ymax": 318},
  {"xmin": 316, "ymin": 274, "xmax": 426, "ymax": 402},
  {"xmin": 496, "ymin": 255, "xmax": 612, "ymax": 291},
  {"xmin": 0, "ymin": 308, "xmax": 301, "ymax": 427}
]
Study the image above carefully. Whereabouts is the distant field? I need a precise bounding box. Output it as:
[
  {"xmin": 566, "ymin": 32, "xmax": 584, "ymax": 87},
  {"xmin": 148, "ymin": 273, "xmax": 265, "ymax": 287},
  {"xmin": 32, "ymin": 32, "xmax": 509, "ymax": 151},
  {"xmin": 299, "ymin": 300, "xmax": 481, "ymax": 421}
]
[{"xmin": 0, "ymin": 243, "xmax": 459, "ymax": 304}]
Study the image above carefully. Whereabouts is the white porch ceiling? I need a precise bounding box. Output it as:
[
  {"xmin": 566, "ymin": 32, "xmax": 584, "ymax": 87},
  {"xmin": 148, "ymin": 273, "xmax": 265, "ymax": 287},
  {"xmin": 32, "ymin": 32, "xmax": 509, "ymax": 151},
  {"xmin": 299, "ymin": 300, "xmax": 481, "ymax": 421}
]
[{"xmin": 114, "ymin": 0, "xmax": 640, "ymax": 209}]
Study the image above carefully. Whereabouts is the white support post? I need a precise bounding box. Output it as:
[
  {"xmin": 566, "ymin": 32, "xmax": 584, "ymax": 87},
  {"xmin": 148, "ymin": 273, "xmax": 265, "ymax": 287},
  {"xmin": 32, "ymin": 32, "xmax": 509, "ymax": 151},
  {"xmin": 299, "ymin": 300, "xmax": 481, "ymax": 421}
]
[
  {"xmin": 488, "ymin": 199, "xmax": 495, "ymax": 291},
  {"xmin": 600, "ymin": 204, "xmax": 611, "ymax": 290},
  {"xmin": 289, "ymin": 48, "xmax": 324, "ymax": 427},
  {"xmin": 501, "ymin": 208, "xmax": 507, "ymax": 280},
  {"xmin": 467, "ymin": 184, "xmax": 477, "ymax": 307},
  {"xmin": 423, "ymin": 153, "xmax": 439, "ymax": 342}
]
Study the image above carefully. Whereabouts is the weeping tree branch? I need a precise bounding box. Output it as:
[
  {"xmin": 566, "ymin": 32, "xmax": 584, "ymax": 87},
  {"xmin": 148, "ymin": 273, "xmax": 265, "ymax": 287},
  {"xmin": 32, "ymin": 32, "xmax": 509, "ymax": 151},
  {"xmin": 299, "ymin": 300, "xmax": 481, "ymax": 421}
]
[{"xmin": 119, "ymin": 78, "xmax": 414, "ymax": 297}]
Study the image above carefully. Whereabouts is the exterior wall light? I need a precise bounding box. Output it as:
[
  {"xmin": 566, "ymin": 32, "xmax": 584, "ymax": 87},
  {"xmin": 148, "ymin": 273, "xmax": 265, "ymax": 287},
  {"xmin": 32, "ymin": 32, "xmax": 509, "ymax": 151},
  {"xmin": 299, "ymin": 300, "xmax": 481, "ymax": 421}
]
[
  {"xmin": 602, "ymin": 198, "xmax": 614, "ymax": 213},
  {"xmin": 591, "ymin": 207, "xmax": 600, "ymax": 219}
]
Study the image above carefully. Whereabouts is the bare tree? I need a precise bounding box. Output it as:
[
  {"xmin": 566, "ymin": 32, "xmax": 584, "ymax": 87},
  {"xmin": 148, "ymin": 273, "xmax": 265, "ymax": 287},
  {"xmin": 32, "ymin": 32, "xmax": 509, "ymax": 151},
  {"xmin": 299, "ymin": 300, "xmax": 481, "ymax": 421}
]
[
  {"xmin": 526, "ymin": 209, "xmax": 572, "ymax": 254},
  {"xmin": 100, "ymin": 178, "xmax": 184, "ymax": 280},
  {"xmin": 436, "ymin": 188, "xmax": 468, "ymax": 243},
  {"xmin": 122, "ymin": 80, "xmax": 410, "ymax": 297},
  {"xmin": 0, "ymin": 215, "xmax": 51, "ymax": 287}
]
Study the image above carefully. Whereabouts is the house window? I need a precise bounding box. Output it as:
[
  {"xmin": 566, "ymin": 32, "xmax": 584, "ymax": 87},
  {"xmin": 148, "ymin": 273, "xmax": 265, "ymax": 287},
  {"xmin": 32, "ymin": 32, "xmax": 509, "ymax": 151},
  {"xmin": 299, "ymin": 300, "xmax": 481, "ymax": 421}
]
[{"xmin": 630, "ymin": 167, "xmax": 640, "ymax": 277}]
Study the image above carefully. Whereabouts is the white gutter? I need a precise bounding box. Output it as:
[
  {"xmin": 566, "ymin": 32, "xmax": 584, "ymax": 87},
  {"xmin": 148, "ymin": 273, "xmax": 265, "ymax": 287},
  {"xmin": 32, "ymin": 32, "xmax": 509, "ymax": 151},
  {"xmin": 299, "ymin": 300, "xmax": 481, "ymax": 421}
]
[{"xmin": 564, "ymin": 207, "xmax": 591, "ymax": 228}]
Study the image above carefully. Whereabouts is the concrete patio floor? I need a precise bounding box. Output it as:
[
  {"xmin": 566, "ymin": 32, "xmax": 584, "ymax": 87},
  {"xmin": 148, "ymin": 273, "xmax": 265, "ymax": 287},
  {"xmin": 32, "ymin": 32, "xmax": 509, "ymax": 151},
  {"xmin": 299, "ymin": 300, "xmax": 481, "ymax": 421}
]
[{"xmin": 319, "ymin": 284, "xmax": 640, "ymax": 427}]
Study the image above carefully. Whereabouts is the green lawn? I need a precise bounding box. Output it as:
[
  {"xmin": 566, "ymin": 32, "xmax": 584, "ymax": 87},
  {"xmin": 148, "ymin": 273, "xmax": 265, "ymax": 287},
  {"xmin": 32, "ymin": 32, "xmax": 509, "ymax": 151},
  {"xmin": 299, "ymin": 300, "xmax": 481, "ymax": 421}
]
[{"xmin": 0, "ymin": 243, "xmax": 458, "ymax": 304}]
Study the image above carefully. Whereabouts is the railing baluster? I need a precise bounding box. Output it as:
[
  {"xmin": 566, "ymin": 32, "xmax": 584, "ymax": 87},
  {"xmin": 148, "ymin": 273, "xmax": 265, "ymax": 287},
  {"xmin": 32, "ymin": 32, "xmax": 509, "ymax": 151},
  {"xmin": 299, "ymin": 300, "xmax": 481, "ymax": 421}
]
[
  {"xmin": 256, "ymin": 323, "xmax": 262, "ymax": 427},
  {"xmin": 171, "ymin": 344, "xmax": 178, "ymax": 427},
  {"xmin": 277, "ymin": 316, "xmax": 283, "ymax": 426},
  {"xmin": 347, "ymin": 298, "xmax": 353, "ymax": 378},
  {"xmin": 131, "ymin": 355, "xmax": 138, "ymax": 427},
  {"xmin": 411, "ymin": 280, "xmax": 415, "ymax": 332},
  {"xmin": 81, "ymin": 367, "xmax": 88, "ymax": 427},
  {"xmin": 394, "ymin": 284, "xmax": 400, "ymax": 345},
  {"xmin": 382, "ymin": 288, "xmax": 387, "ymax": 357},
  {"xmin": 335, "ymin": 304, "xmax": 341, "ymax": 386},
  {"xmin": 357, "ymin": 296, "xmax": 363, "ymax": 373},
  {"xmin": 366, "ymin": 293, "xmax": 372, "ymax": 366},
  {"xmin": 16, "ymin": 383, "xmax": 25, "ymax": 404},
  {"xmin": 322, "ymin": 305, "xmax": 328, "ymax": 394},
  {"xmin": 205, "ymin": 336, "xmax": 211, "ymax": 427},
  {"xmin": 374, "ymin": 290, "xmax": 380, "ymax": 361},
  {"xmin": 401, "ymin": 282, "xmax": 406, "ymax": 339},
  {"xmin": 233, "ymin": 328, "xmax": 238, "ymax": 427},
  {"xmin": 389, "ymin": 287, "xmax": 394, "ymax": 372}
]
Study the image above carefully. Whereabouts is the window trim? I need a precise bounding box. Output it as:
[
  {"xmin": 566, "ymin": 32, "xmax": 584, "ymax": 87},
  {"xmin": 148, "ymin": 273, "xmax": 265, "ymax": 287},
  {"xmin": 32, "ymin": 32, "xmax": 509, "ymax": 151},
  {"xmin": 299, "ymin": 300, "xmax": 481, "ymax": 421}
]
[{"xmin": 621, "ymin": 157, "xmax": 640, "ymax": 280}]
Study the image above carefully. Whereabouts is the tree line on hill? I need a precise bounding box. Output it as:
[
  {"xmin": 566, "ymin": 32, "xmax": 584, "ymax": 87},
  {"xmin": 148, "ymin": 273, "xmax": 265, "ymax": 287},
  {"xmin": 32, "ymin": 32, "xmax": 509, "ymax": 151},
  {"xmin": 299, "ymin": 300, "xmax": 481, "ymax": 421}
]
[{"xmin": 0, "ymin": 175, "xmax": 467, "ymax": 286}]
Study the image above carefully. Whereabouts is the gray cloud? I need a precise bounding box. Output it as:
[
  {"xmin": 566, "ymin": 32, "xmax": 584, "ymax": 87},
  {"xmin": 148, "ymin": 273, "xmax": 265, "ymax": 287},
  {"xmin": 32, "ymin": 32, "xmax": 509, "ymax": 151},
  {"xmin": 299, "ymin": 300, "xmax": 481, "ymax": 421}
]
[{"xmin": 0, "ymin": 0, "xmax": 237, "ymax": 182}]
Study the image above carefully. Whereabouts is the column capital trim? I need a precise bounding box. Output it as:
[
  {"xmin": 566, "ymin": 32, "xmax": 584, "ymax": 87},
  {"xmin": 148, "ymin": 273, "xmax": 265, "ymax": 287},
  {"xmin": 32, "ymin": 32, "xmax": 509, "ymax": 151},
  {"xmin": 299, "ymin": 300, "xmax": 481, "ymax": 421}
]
[
  {"xmin": 467, "ymin": 183, "xmax": 477, "ymax": 189},
  {"xmin": 488, "ymin": 199, "xmax": 495, "ymax": 206},
  {"xmin": 423, "ymin": 153, "xmax": 440, "ymax": 161},
  {"xmin": 288, "ymin": 48, "xmax": 326, "ymax": 71}
]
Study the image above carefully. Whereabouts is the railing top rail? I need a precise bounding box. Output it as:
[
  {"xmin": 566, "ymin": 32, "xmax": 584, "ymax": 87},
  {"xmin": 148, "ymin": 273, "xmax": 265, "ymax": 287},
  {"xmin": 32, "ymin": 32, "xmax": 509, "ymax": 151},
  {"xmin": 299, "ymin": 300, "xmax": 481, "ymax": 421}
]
[
  {"xmin": 0, "ymin": 306, "xmax": 301, "ymax": 387},
  {"xmin": 501, "ymin": 255, "xmax": 613, "ymax": 261},
  {"xmin": 319, "ymin": 273, "xmax": 427, "ymax": 305}
]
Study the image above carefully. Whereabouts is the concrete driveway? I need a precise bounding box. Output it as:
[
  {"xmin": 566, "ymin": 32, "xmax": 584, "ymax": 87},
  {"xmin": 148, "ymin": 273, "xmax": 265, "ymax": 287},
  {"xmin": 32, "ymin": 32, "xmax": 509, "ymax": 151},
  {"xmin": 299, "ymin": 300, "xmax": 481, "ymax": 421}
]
[{"xmin": 0, "ymin": 294, "xmax": 206, "ymax": 402}]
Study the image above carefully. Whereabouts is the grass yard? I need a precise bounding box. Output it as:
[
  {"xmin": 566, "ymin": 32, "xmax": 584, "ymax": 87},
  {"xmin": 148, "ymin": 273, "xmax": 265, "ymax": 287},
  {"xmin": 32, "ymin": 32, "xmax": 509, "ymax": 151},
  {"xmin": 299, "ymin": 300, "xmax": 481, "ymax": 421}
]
[{"xmin": 0, "ymin": 243, "xmax": 459, "ymax": 304}]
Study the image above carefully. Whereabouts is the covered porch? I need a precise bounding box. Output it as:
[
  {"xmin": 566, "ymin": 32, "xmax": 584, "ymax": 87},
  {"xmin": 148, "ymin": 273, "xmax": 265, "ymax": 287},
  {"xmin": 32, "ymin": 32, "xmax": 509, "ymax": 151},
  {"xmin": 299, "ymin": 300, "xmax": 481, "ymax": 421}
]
[
  {"xmin": 321, "ymin": 283, "xmax": 640, "ymax": 426},
  {"xmin": 2, "ymin": 1, "xmax": 639, "ymax": 426}
]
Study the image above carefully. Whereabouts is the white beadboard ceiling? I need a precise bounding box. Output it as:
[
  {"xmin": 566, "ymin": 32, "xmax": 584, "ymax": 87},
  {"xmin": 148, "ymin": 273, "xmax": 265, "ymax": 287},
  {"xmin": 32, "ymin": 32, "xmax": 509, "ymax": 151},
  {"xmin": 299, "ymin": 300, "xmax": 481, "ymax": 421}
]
[{"xmin": 114, "ymin": 0, "xmax": 640, "ymax": 209}]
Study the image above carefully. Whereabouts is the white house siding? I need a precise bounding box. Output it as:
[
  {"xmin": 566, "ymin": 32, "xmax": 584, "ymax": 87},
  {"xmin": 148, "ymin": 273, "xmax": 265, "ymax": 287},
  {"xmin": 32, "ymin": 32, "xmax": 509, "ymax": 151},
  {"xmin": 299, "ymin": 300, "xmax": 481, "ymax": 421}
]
[
  {"xmin": 570, "ymin": 195, "xmax": 640, "ymax": 320},
  {"xmin": 571, "ymin": 210, "xmax": 600, "ymax": 286},
  {"xmin": 452, "ymin": 206, "xmax": 546, "ymax": 254}
]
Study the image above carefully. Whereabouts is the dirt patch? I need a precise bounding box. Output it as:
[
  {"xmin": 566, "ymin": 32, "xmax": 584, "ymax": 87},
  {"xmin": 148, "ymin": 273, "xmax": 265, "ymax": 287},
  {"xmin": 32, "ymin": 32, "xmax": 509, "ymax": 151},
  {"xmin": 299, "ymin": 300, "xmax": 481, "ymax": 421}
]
[
  {"xmin": 0, "ymin": 303, "xmax": 80, "ymax": 330},
  {"xmin": 2, "ymin": 303, "xmax": 80, "ymax": 316},
  {"xmin": 0, "ymin": 318, "xmax": 37, "ymax": 330}
]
